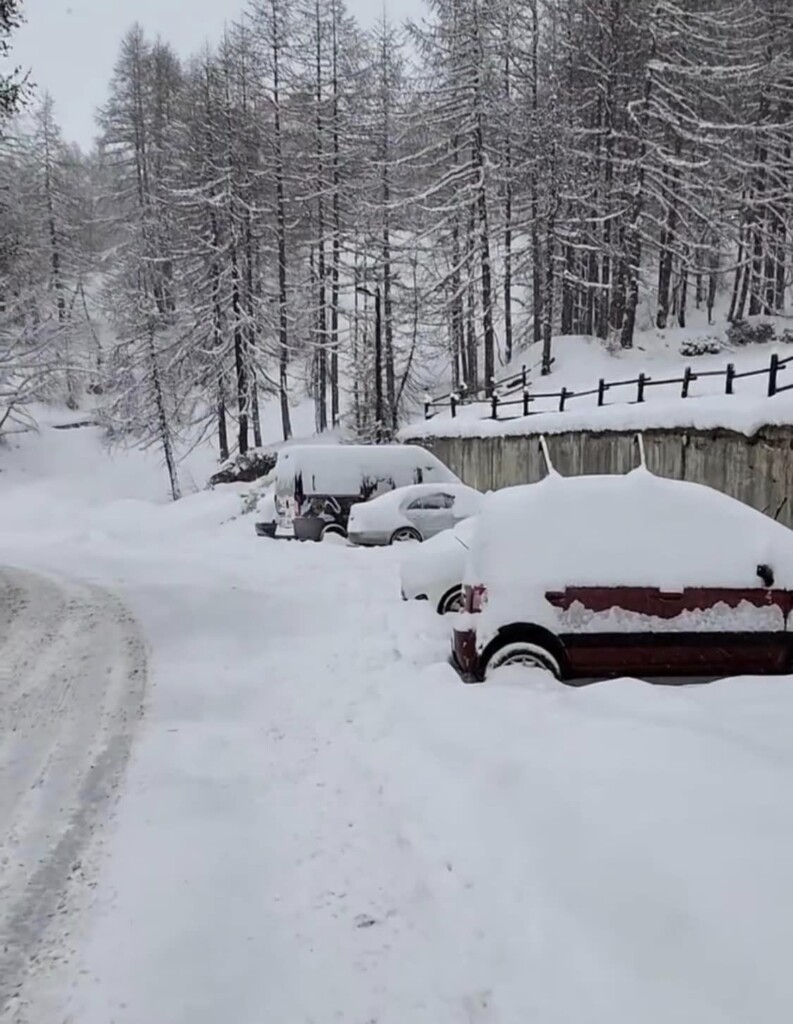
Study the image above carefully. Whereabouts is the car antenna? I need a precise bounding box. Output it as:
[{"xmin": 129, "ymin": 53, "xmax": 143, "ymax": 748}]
[
  {"xmin": 633, "ymin": 432, "xmax": 647, "ymax": 472},
  {"xmin": 538, "ymin": 434, "xmax": 559, "ymax": 478}
]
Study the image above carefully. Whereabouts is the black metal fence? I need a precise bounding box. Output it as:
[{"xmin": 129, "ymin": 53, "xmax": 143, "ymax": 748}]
[{"xmin": 424, "ymin": 351, "xmax": 793, "ymax": 422}]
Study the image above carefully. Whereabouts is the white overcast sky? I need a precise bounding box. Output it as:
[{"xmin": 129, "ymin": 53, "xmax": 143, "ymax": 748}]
[{"xmin": 14, "ymin": 0, "xmax": 426, "ymax": 149}]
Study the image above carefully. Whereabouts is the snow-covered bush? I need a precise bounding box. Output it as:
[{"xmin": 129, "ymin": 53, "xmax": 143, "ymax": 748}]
[
  {"xmin": 209, "ymin": 448, "xmax": 278, "ymax": 487},
  {"xmin": 680, "ymin": 338, "xmax": 722, "ymax": 357},
  {"xmin": 726, "ymin": 320, "xmax": 776, "ymax": 346}
]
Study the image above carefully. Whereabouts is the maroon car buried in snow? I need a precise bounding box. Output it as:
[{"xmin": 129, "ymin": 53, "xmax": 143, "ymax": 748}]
[{"xmin": 452, "ymin": 470, "xmax": 793, "ymax": 683}]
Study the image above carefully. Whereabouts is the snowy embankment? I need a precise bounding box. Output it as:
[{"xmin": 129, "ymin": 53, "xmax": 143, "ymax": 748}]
[
  {"xmin": 404, "ymin": 324, "xmax": 793, "ymax": 439},
  {"xmin": 2, "ymin": 417, "xmax": 793, "ymax": 1022}
]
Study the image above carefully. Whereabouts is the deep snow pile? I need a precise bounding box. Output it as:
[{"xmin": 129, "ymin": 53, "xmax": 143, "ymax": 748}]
[{"xmin": 2, "ymin": 422, "xmax": 793, "ymax": 1023}]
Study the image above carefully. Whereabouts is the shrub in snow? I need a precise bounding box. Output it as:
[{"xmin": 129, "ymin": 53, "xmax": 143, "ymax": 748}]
[
  {"xmin": 680, "ymin": 338, "xmax": 722, "ymax": 357},
  {"xmin": 209, "ymin": 448, "xmax": 278, "ymax": 487},
  {"xmin": 726, "ymin": 319, "xmax": 776, "ymax": 346}
]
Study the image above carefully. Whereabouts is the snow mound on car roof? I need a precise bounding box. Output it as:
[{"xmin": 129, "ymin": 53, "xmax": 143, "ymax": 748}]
[{"xmin": 468, "ymin": 470, "xmax": 793, "ymax": 592}]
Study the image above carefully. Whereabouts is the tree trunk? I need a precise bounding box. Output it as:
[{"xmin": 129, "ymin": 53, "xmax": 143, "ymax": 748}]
[
  {"xmin": 503, "ymin": 38, "xmax": 514, "ymax": 364},
  {"xmin": 475, "ymin": 144, "xmax": 496, "ymax": 396},
  {"xmin": 217, "ymin": 380, "xmax": 229, "ymax": 462},
  {"xmin": 677, "ymin": 257, "xmax": 688, "ymax": 328},
  {"xmin": 541, "ymin": 239, "xmax": 555, "ymax": 375},
  {"xmin": 271, "ymin": 0, "xmax": 292, "ymax": 441},
  {"xmin": 330, "ymin": 1, "xmax": 341, "ymax": 427},
  {"xmin": 656, "ymin": 152, "xmax": 682, "ymax": 329},
  {"xmin": 529, "ymin": 0, "xmax": 542, "ymax": 347},
  {"xmin": 314, "ymin": 0, "xmax": 327, "ymax": 433},
  {"xmin": 465, "ymin": 203, "xmax": 478, "ymax": 393},
  {"xmin": 231, "ymin": 243, "xmax": 249, "ymax": 455},
  {"xmin": 379, "ymin": 29, "xmax": 396, "ymax": 429},
  {"xmin": 147, "ymin": 319, "xmax": 180, "ymax": 501},
  {"xmin": 374, "ymin": 287, "xmax": 384, "ymax": 440}
]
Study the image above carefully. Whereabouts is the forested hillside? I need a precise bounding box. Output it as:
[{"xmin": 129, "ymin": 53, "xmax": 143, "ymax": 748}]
[{"xmin": 2, "ymin": 0, "xmax": 792, "ymax": 497}]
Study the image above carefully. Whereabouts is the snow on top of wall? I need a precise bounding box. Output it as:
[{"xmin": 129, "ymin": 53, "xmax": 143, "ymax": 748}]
[{"xmin": 402, "ymin": 391, "xmax": 793, "ymax": 440}]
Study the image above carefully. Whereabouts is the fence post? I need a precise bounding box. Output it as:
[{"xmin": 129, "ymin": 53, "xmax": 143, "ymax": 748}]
[
  {"xmin": 450, "ymin": 394, "xmax": 458, "ymax": 418},
  {"xmin": 598, "ymin": 378, "xmax": 607, "ymax": 407},
  {"xmin": 491, "ymin": 392, "xmax": 499, "ymax": 420},
  {"xmin": 523, "ymin": 389, "xmax": 530, "ymax": 417},
  {"xmin": 559, "ymin": 387, "xmax": 568, "ymax": 412},
  {"xmin": 769, "ymin": 353, "xmax": 779, "ymax": 397},
  {"xmin": 725, "ymin": 363, "xmax": 735, "ymax": 395},
  {"xmin": 682, "ymin": 366, "xmax": 693, "ymax": 398},
  {"xmin": 637, "ymin": 373, "xmax": 647, "ymax": 403},
  {"xmin": 521, "ymin": 364, "xmax": 527, "ymax": 390}
]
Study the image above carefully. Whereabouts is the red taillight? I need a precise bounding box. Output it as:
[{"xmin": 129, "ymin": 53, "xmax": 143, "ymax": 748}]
[{"xmin": 465, "ymin": 584, "xmax": 487, "ymax": 614}]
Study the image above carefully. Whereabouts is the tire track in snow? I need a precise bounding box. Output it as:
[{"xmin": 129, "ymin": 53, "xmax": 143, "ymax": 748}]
[{"xmin": 0, "ymin": 568, "xmax": 147, "ymax": 1020}]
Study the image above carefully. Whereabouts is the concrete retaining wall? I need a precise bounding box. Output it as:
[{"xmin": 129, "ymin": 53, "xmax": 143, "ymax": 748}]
[{"xmin": 417, "ymin": 426, "xmax": 793, "ymax": 528}]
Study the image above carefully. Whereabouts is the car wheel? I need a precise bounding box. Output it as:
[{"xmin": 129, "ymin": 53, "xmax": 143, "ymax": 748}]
[
  {"xmin": 484, "ymin": 640, "xmax": 562, "ymax": 680},
  {"xmin": 437, "ymin": 585, "xmax": 464, "ymax": 615},
  {"xmin": 390, "ymin": 527, "xmax": 422, "ymax": 544},
  {"xmin": 320, "ymin": 524, "xmax": 347, "ymax": 541}
]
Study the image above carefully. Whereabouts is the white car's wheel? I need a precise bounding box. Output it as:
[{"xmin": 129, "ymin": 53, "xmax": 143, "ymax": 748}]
[
  {"xmin": 437, "ymin": 585, "xmax": 464, "ymax": 615},
  {"xmin": 484, "ymin": 641, "xmax": 561, "ymax": 679},
  {"xmin": 391, "ymin": 527, "xmax": 422, "ymax": 544}
]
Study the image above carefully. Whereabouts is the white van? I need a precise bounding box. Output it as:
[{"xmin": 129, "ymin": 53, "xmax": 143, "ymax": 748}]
[{"xmin": 274, "ymin": 444, "xmax": 460, "ymax": 541}]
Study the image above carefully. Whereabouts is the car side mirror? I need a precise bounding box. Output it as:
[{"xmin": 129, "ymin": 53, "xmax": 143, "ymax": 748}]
[{"xmin": 757, "ymin": 563, "xmax": 775, "ymax": 588}]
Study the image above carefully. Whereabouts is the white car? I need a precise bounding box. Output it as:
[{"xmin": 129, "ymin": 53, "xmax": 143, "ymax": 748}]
[
  {"xmin": 347, "ymin": 482, "xmax": 483, "ymax": 546},
  {"xmin": 399, "ymin": 517, "xmax": 477, "ymax": 614}
]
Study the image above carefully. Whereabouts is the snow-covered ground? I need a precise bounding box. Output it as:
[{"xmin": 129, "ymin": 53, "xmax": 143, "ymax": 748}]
[
  {"xmin": 2, "ymin": 415, "xmax": 793, "ymax": 1023},
  {"xmin": 406, "ymin": 320, "xmax": 793, "ymax": 438}
]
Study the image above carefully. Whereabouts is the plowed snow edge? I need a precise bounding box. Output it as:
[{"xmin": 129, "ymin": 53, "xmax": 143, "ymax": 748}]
[{"xmin": 0, "ymin": 568, "xmax": 147, "ymax": 1020}]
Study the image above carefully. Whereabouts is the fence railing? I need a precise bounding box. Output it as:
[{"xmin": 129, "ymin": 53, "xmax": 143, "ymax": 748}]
[{"xmin": 424, "ymin": 351, "xmax": 793, "ymax": 422}]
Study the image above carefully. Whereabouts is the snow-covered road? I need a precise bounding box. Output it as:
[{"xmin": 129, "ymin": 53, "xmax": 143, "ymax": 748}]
[{"xmin": 0, "ymin": 568, "xmax": 146, "ymax": 1019}]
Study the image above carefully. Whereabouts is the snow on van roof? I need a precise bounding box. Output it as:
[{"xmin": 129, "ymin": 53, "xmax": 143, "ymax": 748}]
[
  {"xmin": 275, "ymin": 444, "xmax": 459, "ymax": 495},
  {"xmin": 468, "ymin": 470, "xmax": 793, "ymax": 593}
]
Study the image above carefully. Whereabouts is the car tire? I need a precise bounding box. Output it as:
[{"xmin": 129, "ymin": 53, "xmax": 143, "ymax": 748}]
[
  {"xmin": 483, "ymin": 640, "xmax": 562, "ymax": 680},
  {"xmin": 320, "ymin": 524, "xmax": 347, "ymax": 541},
  {"xmin": 437, "ymin": 585, "xmax": 464, "ymax": 615},
  {"xmin": 390, "ymin": 527, "xmax": 422, "ymax": 544}
]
